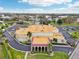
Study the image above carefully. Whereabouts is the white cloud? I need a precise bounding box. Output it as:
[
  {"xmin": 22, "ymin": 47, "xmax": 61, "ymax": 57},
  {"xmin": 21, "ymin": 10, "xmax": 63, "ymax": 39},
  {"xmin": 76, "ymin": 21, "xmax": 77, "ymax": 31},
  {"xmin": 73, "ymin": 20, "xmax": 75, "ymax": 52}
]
[
  {"xmin": 18, "ymin": 0, "xmax": 72, "ymax": 6},
  {"xmin": 67, "ymin": 1, "xmax": 79, "ymax": 10},
  {"xmin": 1, "ymin": 7, "xmax": 79, "ymax": 14},
  {"xmin": 1, "ymin": 8, "xmax": 45, "ymax": 13},
  {"xmin": 0, "ymin": 7, "xmax": 4, "ymax": 11},
  {"xmin": 54, "ymin": 1, "xmax": 79, "ymax": 13},
  {"xmin": 1, "ymin": 1, "xmax": 79, "ymax": 14}
]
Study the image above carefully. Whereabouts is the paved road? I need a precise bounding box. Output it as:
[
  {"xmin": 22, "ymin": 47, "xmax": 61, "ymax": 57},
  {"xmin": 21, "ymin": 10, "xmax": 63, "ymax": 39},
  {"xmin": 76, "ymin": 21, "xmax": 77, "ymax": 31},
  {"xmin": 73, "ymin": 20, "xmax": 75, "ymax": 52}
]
[
  {"xmin": 3, "ymin": 25, "xmax": 31, "ymax": 51},
  {"xmin": 58, "ymin": 27, "xmax": 76, "ymax": 45},
  {"xmin": 69, "ymin": 42, "xmax": 79, "ymax": 59},
  {"xmin": 52, "ymin": 45, "xmax": 74, "ymax": 53},
  {"xmin": 7, "ymin": 25, "xmax": 17, "ymax": 31},
  {"xmin": 3, "ymin": 31, "xmax": 31, "ymax": 51}
]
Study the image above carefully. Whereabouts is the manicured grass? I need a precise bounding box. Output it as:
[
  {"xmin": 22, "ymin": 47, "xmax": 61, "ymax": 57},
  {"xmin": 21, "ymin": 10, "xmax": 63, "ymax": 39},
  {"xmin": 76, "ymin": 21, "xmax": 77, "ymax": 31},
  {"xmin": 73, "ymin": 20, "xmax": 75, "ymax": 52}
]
[
  {"xmin": 70, "ymin": 32, "xmax": 79, "ymax": 40},
  {"xmin": 2, "ymin": 44, "xmax": 10, "ymax": 59},
  {"xmin": 49, "ymin": 22, "xmax": 79, "ymax": 27},
  {"xmin": 27, "ymin": 52, "xmax": 69, "ymax": 59},
  {"xmin": 52, "ymin": 52, "xmax": 69, "ymax": 59},
  {"xmin": 8, "ymin": 47, "xmax": 25, "ymax": 59},
  {"xmin": 4, "ymin": 20, "xmax": 16, "ymax": 23},
  {"xmin": 2, "ymin": 40, "xmax": 25, "ymax": 59},
  {"xmin": 0, "ymin": 45, "xmax": 4, "ymax": 59},
  {"xmin": 61, "ymin": 23, "xmax": 79, "ymax": 26}
]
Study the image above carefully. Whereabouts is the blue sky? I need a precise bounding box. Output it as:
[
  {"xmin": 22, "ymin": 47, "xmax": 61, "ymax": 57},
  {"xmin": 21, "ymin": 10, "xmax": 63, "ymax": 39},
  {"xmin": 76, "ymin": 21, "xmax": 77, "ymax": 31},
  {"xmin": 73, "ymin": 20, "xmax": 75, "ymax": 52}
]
[{"xmin": 0, "ymin": 0, "xmax": 79, "ymax": 13}]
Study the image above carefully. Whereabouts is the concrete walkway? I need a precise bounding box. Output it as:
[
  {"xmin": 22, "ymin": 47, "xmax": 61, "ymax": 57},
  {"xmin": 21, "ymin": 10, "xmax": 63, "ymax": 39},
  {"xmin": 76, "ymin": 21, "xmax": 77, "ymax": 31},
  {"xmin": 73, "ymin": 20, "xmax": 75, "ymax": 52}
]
[{"xmin": 25, "ymin": 52, "xmax": 29, "ymax": 59}]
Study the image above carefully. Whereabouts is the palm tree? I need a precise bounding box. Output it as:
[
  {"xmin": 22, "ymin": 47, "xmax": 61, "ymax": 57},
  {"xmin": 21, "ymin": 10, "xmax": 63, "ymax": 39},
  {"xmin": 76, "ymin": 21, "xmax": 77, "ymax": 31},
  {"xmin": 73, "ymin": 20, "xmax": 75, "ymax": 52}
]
[
  {"xmin": 48, "ymin": 42, "xmax": 52, "ymax": 55},
  {"xmin": 27, "ymin": 32, "xmax": 32, "ymax": 44},
  {"xmin": 27, "ymin": 32, "xmax": 32, "ymax": 38},
  {"xmin": 53, "ymin": 38, "xmax": 58, "ymax": 43}
]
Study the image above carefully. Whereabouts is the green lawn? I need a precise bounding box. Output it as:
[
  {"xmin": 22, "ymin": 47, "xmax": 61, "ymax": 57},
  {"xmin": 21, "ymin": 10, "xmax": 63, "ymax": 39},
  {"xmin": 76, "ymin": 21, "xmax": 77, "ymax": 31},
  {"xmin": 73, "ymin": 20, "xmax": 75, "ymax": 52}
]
[
  {"xmin": 49, "ymin": 21, "xmax": 79, "ymax": 27},
  {"xmin": 0, "ymin": 45, "xmax": 4, "ymax": 59},
  {"xmin": 2, "ymin": 43, "xmax": 10, "ymax": 59},
  {"xmin": 27, "ymin": 52, "xmax": 69, "ymax": 59},
  {"xmin": 4, "ymin": 20, "xmax": 16, "ymax": 23},
  {"xmin": 8, "ymin": 47, "xmax": 25, "ymax": 59},
  {"xmin": 56, "ymin": 23, "xmax": 79, "ymax": 27},
  {"xmin": 2, "ymin": 40, "xmax": 25, "ymax": 59},
  {"xmin": 61, "ymin": 23, "xmax": 79, "ymax": 26},
  {"xmin": 70, "ymin": 32, "xmax": 79, "ymax": 40}
]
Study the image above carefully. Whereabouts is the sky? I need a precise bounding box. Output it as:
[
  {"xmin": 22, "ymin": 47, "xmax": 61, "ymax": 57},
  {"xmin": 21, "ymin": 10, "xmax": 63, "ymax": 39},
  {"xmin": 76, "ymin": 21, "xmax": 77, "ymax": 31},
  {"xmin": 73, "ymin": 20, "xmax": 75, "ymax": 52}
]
[{"xmin": 0, "ymin": 0, "xmax": 79, "ymax": 13}]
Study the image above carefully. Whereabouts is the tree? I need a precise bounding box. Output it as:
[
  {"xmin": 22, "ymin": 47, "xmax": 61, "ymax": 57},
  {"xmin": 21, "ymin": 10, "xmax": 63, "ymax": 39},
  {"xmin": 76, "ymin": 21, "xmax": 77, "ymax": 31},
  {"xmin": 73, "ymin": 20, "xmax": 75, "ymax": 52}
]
[
  {"xmin": 0, "ymin": 31, "xmax": 3, "ymax": 37},
  {"xmin": 53, "ymin": 38, "xmax": 57, "ymax": 43},
  {"xmin": 48, "ymin": 43, "xmax": 52, "ymax": 55},
  {"xmin": 53, "ymin": 20, "xmax": 56, "ymax": 24},
  {"xmin": 57, "ymin": 19, "xmax": 63, "ymax": 25},
  {"xmin": 39, "ymin": 19, "xmax": 43, "ymax": 24},
  {"xmin": 0, "ymin": 42, "xmax": 4, "ymax": 45},
  {"xmin": 27, "ymin": 32, "xmax": 32, "ymax": 38},
  {"xmin": 40, "ymin": 19, "xmax": 48, "ymax": 25},
  {"xmin": 5, "ymin": 24, "xmax": 9, "ymax": 27}
]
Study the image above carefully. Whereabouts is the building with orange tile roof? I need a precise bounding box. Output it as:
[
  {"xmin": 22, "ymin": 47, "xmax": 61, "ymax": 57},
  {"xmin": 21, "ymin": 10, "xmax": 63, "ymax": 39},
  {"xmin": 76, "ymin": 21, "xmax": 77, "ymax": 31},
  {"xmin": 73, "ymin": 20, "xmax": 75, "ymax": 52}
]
[{"xmin": 15, "ymin": 25, "xmax": 66, "ymax": 52}]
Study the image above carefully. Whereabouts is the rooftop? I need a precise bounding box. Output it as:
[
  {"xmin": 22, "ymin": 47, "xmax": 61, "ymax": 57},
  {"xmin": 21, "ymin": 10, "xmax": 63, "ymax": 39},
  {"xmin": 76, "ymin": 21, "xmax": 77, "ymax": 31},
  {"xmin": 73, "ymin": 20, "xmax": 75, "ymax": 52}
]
[{"xmin": 32, "ymin": 37, "xmax": 49, "ymax": 46}]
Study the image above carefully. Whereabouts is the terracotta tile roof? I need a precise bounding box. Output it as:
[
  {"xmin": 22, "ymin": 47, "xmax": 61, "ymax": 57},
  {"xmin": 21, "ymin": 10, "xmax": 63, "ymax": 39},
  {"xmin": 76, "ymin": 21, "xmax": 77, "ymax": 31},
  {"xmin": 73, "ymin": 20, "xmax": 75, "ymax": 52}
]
[
  {"xmin": 15, "ymin": 25, "xmax": 58, "ymax": 34},
  {"xmin": 32, "ymin": 37, "xmax": 49, "ymax": 45}
]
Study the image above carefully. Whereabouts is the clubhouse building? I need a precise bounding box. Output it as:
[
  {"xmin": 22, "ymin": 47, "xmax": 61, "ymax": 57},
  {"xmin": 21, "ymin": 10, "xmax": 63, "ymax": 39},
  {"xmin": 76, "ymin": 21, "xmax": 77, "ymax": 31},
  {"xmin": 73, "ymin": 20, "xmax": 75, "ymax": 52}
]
[{"xmin": 15, "ymin": 25, "xmax": 67, "ymax": 52}]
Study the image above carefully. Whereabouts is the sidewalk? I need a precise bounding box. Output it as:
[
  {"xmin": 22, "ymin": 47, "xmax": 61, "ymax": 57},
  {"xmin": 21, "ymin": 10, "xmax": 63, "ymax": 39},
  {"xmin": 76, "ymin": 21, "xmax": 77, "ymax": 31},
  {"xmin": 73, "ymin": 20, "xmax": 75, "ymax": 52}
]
[{"xmin": 24, "ymin": 52, "xmax": 29, "ymax": 59}]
